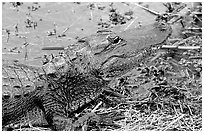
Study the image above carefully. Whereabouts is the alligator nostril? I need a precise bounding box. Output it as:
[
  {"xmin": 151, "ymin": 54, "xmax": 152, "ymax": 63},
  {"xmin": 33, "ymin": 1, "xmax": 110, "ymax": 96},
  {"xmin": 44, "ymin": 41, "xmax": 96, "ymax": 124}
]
[
  {"xmin": 13, "ymin": 85, "xmax": 21, "ymax": 89},
  {"xmin": 10, "ymin": 77, "xmax": 15, "ymax": 80},
  {"xmin": 23, "ymin": 91, "xmax": 29, "ymax": 97},
  {"xmin": 3, "ymin": 94, "xmax": 11, "ymax": 100},
  {"xmin": 25, "ymin": 85, "xmax": 31, "ymax": 88},
  {"xmin": 14, "ymin": 94, "xmax": 21, "ymax": 99},
  {"xmin": 3, "ymin": 84, "xmax": 9, "ymax": 87}
]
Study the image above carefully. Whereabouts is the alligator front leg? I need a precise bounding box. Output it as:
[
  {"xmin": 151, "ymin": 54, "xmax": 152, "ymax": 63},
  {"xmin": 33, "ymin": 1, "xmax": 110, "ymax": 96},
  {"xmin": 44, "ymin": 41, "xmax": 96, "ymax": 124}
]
[
  {"xmin": 40, "ymin": 94, "xmax": 71, "ymax": 130},
  {"xmin": 52, "ymin": 116, "xmax": 73, "ymax": 130},
  {"xmin": 41, "ymin": 87, "xmax": 125, "ymax": 130}
]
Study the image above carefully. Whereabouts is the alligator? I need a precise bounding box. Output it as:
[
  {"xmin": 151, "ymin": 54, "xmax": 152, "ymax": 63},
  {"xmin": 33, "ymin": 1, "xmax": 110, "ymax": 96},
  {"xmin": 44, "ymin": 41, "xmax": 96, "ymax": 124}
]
[{"xmin": 2, "ymin": 21, "xmax": 172, "ymax": 131}]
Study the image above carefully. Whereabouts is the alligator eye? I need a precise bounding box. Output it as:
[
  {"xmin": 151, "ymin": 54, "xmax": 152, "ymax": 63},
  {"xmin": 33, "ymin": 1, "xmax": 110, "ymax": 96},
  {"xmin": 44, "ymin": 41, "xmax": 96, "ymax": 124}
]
[
  {"xmin": 113, "ymin": 36, "xmax": 120, "ymax": 43},
  {"xmin": 106, "ymin": 35, "xmax": 115, "ymax": 43},
  {"xmin": 107, "ymin": 35, "xmax": 121, "ymax": 44}
]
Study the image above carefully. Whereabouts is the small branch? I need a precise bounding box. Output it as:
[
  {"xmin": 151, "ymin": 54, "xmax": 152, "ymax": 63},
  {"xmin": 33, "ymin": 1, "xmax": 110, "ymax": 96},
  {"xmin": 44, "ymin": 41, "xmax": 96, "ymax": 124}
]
[
  {"xmin": 92, "ymin": 101, "xmax": 103, "ymax": 113},
  {"xmin": 182, "ymin": 31, "xmax": 202, "ymax": 35},
  {"xmin": 189, "ymin": 56, "xmax": 202, "ymax": 59},
  {"xmin": 162, "ymin": 114, "xmax": 185, "ymax": 131},
  {"xmin": 90, "ymin": 10, "xmax": 93, "ymax": 21},
  {"xmin": 185, "ymin": 27, "xmax": 202, "ymax": 30},
  {"xmin": 59, "ymin": 16, "xmax": 82, "ymax": 36},
  {"xmin": 2, "ymin": 52, "xmax": 20, "ymax": 55},
  {"xmin": 161, "ymin": 45, "xmax": 201, "ymax": 50},
  {"xmin": 124, "ymin": 17, "xmax": 138, "ymax": 31},
  {"xmin": 131, "ymin": 2, "xmax": 160, "ymax": 16},
  {"xmin": 41, "ymin": 46, "xmax": 65, "ymax": 50}
]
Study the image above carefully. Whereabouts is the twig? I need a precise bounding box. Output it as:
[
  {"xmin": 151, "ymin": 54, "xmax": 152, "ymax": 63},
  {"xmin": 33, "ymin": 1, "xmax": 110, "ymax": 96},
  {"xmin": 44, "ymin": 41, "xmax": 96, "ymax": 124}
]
[
  {"xmin": 2, "ymin": 52, "xmax": 20, "ymax": 55},
  {"xmin": 186, "ymin": 105, "xmax": 193, "ymax": 116},
  {"xmin": 185, "ymin": 27, "xmax": 202, "ymax": 30},
  {"xmin": 41, "ymin": 46, "xmax": 65, "ymax": 50},
  {"xmin": 172, "ymin": 36, "xmax": 196, "ymax": 46},
  {"xmin": 6, "ymin": 29, "xmax": 10, "ymax": 43},
  {"xmin": 92, "ymin": 101, "xmax": 103, "ymax": 113},
  {"xmin": 161, "ymin": 45, "xmax": 201, "ymax": 50},
  {"xmin": 24, "ymin": 46, "xmax": 28, "ymax": 61},
  {"xmin": 60, "ymin": 16, "xmax": 82, "ymax": 36},
  {"xmin": 189, "ymin": 56, "xmax": 202, "ymax": 59},
  {"xmin": 181, "ymin": 116, "xmax": 193, "ymax": 131},
  {"xmin": 124, "ymin": 17, "xmax": 138, "ymax": 31},
  {"xmin": 193, "ymin": 14, "xmax": 202, "ymax": 23},
  {"xmin": 90, "ymin": 10, "xmax": 93, "ymax": 21},
  {"xmin": 131, "ymin": 2, "xmax": 160, "ymax": 16},
  {"xmin": 162, "ymin": 114, "xmax": 185, "ymax": 131},
  {"xmin": 182, "ymin": 31, "xmax": 202, "ymax": 35},
  {"xmin": 150, "ymin": 114, "xmax": 156, "ymax": 125}
]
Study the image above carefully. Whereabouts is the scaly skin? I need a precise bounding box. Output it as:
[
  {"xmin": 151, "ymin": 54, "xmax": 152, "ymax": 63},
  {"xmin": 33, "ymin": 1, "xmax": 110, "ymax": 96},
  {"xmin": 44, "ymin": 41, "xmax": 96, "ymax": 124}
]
[
  {"xmin": 2, "ymin": 21, "xmax": 172, "ymax": 130},
  {"xmin": 2, "ymin": 60, "xmax": 107, "ymax": 130},
  {"xmin": 2, "ymin": 61, "xmax": 48, "ymax": 127}
]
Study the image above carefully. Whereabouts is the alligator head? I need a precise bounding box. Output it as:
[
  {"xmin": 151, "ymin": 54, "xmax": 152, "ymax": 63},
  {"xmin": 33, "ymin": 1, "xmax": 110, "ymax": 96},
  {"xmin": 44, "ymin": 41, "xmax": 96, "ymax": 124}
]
[{"xmin": 43, "ymin": 21, "xmax": 172, "ymax": 80}]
